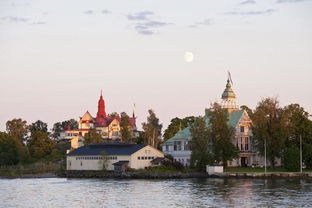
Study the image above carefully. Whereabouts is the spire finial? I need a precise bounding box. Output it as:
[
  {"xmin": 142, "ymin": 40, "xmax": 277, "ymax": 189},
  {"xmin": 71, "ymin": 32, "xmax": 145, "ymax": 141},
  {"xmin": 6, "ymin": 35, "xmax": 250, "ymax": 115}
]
[
  {"xmin": 101, "ymin": 89, "xmax": 102, "ymax": 96},
  {"xmin": 227, "ymin": 71, "xmax": 233, "ymax": 86},
  {"xmin": 133, "ymin": 103, "xmax": 136, "ymax": 118}
]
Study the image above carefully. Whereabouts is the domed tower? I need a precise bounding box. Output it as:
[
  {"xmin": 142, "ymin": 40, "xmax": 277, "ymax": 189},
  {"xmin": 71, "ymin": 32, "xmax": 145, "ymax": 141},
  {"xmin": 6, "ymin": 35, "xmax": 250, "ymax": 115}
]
[
  {"xmin": 96, "ymin": 90, "xmax": 107, "ymax": 118},
  {"xmin": 221, "ymin": 73, "xmax": 239, "ymax": 112}
]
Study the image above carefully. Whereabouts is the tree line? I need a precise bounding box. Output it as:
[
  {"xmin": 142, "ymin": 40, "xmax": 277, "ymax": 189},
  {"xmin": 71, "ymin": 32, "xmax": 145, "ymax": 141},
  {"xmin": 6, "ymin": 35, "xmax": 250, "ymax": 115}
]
[
  {"xmin": 169, "ymin": 98, "xmax": 312, "ymax": 171},
  {"xmin": 0, "ymin": 110, "xmax": 163, "ymax": 166}
]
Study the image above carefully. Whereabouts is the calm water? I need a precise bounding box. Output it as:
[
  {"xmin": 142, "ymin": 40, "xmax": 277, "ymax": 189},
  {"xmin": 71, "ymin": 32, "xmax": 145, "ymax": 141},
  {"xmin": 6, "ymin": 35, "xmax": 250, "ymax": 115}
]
[{"xmin": 0, "ymin": 178, "xmax": 311, "ymax": 208}]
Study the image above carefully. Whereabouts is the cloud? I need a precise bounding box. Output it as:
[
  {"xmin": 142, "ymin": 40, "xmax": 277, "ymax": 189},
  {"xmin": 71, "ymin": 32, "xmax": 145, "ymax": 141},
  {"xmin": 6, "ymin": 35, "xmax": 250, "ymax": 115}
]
[
  {"xmin": 127, "ymin": 11, "xmax": 154, "ymax": 21},
  {"xmin": 134, "ymin": 20, "xmax": 171, "ymax": 35},
  {"xmin": 127, "ymin": 11, "xmax": 172, "ymax": 35},
  {"xmin": 240, "ymin": 0, "xmax": 256, "ymax": 4},
  {"xmin": 84, "ymin": 10, "xmax": 94, "ymax": 15},
  {"xmin": 225, "ymin": 9, "xmax": 276, "ymax": 15},
  {"xmin": 1, "ymin": 16, "xmax": 29, "ymax": 23},
  {"xmin": 102, "ymin": 10, "xmax": 111, "ymax": 14},
  {"xmin": 189, "ymin": 19, "xmax": 213, "ymax": 28},
  {"xmin": 276, "ymin": 0, "xmax": 307, "ymax": 3}
]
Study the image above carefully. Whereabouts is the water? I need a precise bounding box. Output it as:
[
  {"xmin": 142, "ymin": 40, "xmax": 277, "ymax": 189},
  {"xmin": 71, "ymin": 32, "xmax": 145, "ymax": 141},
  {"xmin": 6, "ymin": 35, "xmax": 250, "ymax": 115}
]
[{"xmin": 0, "ymin": 178, "xmax": 311, "ymax": 208}]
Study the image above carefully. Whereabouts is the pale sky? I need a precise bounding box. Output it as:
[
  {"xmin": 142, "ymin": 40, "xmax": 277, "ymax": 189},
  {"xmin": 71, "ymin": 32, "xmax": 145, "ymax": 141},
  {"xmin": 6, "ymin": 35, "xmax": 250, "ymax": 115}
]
[{"xmin": 0, "ymin": 0, "xmax": 312, "ymax": 132}]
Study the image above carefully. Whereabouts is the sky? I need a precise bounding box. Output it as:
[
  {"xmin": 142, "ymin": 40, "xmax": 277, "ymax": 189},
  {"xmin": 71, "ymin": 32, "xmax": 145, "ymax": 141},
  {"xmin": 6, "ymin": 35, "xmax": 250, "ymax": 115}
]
[{"xmin": 0, "ymin": 0, "xmax": 312, "ymax": 132}]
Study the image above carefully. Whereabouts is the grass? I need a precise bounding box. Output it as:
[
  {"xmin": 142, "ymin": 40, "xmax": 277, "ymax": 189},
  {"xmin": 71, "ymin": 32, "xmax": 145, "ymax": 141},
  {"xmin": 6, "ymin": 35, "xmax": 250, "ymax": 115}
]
[{"xmin": 0, "ymin": 162, "xmax": 62, "ymax": 177}]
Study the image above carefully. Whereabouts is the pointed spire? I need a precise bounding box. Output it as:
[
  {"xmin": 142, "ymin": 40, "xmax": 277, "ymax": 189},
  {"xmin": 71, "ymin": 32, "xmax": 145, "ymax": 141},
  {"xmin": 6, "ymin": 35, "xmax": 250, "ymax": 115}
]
[
  {"xmin": 132, "ymin": 103, "xmax": 136, "ymax": 118},
  {"xmin": 221, "ymin": 72, "xmax": 239, "ymax": 111}
]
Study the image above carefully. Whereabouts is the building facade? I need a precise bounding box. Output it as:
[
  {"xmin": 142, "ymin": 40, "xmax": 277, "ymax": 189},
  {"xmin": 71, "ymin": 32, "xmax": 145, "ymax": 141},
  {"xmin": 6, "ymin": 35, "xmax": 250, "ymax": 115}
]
[
  {"xmin": 59, "ymin": 92, "xmax": 138, "ymax": 146},
  {"xmin": 163, "ymin": 76, "xmax": 264, "ymax": 167},
  {"xmin": 66, "ymin": 143, "xmax": 164, "ymax": 171}
]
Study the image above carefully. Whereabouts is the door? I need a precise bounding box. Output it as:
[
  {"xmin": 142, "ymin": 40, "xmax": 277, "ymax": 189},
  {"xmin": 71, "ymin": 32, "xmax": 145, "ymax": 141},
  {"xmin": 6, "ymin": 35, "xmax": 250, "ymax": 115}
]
[{"xmin": 241, "ymin": 157, "xmax": 247, "ymax": 167}]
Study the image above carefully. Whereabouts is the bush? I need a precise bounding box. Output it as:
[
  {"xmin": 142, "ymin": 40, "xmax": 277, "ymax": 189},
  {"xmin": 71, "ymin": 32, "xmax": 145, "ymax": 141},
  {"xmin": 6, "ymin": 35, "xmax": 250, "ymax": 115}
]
[
  {"xmin": 303, "ymin": 144, "xmax": 312, "ymax": 169},
  {"xmin": 161, "ymin": 159, "xmax": 184, "ymax": 171},
  {"xmin": 283, "ymin": 147, "xmax": 300, "ymax": 171}
]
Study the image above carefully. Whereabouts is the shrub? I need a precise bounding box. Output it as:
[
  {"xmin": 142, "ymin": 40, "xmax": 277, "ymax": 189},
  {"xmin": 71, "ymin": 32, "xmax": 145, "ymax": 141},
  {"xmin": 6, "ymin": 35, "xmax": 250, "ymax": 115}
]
[{"xmin": 283, "ymin": 147, "xmax": 300, "ymax": 172}]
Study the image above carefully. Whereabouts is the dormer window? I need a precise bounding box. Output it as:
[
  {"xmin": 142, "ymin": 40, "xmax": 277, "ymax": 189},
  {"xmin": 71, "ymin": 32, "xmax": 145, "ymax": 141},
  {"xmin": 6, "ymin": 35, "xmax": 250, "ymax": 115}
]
[{"xmin": 240, "ymin": 126, "xmax": 245, "ymax": 133}]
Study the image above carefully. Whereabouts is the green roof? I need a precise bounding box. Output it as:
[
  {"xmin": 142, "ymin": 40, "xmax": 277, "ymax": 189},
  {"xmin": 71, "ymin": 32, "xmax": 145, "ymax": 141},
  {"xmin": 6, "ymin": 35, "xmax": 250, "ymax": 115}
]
[{"xmin": 164, "ymin": 109, "xmax": 244, "ymax": 144}]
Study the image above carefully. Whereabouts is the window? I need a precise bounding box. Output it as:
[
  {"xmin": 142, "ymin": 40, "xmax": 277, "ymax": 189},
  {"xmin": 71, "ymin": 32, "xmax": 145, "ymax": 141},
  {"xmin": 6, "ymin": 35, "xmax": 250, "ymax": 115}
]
[
  {"xmin": 145, "ymin": 150, "xmax": 151, "ymax": 154},
  {"xmin": 138, "ymin": 157, "xmax": 140, "ymax": 160},
  {"xmin": 80, "ymin": 162, "xmax": 82, "ymax": 166},
  {"xmin": 184, "ymin": 141, "xmax": 191, "ymax": 150},
  {"xmin": 165, "ymin": 145, "xmax": 169, "ymax": 151},
  {"xmin": 174, "ymin": 141, "xmax": 182, "ymax": 151},
  {"xmin": 240, "ymin": 126, "xmax": 245, "ymax": 133},
  {"xmin": 245, "ymin": 137, "xmax": 249, "ymax": 151},
  {"xmin": 145, "ymin": 157, "xmax": 147, "ymax": 160},
  {"xmin": 148, "ymin": 157, "xmax": 151, "ymax": 160}
]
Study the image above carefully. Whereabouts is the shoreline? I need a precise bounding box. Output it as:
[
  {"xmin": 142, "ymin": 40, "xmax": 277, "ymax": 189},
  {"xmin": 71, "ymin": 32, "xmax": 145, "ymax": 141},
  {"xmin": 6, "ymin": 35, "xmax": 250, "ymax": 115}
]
[{"xmin": 1, "ymin": 171, "xmax": 312, "ymax": 179}]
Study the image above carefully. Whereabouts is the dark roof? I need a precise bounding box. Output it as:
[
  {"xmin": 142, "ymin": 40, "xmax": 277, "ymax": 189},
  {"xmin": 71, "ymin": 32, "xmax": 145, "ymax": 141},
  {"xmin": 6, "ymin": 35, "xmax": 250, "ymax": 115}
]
[
  {"xmin": 67, "ymin": 143, "xmax": 147, "ymax": 156},
  {"xmin": 113, "ymin": 160, "xmax": 129, "ymax": 166}
]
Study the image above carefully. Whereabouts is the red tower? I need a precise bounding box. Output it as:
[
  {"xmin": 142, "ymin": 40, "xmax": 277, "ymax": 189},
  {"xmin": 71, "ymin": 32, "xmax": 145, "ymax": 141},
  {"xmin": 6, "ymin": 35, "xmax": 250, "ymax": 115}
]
[{"xmin": 96, "ymin": 91, "xmax": 106, "ymax": 118}]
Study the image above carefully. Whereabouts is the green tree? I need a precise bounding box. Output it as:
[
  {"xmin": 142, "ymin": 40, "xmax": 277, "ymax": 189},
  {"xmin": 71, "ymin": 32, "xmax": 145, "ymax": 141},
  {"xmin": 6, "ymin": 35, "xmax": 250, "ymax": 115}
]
[
  {"xmin": 251, "ymin": 97, "xmax": 288, "ymax": 168},
  {"xmin": 6, "ymin": 118, "xmax": 29, "ymax": 163},
  {"xmin": 27, "ymin": 131, "xmax": 56, "ymax": 160},
  {"xmin": 207, "ymin": 103, "xmax": 238, "ymax": 166},
  {"xmin": 29, "ymin": 120, "xmax": 48, "ymax": 133},
  {"xmin": 6, "ymin": 118, "xmax": 28, "ymax": 143},
  {"xmin": 283, "ymin": 104, "xmax": 312, "ymax": 169},
  {"xmin": 98, "ymin": 151, "xmax": 109, "ymax": 170},
  {"xmin": 0, "ymin": 132, "xmax": 19, "ymax": 166},
  {"xmin": 120, "ymin": 112, "xmax": 132, "ymax": 142},
  {"xmin": 303, "ymin": 144, "xmax": 312, "ymax": 169},
  {"xmin": 84, "ymin": 129, "xmax": 103, "ymax": 145},
  {"xmin": 283, "ymin": 147, "xmax": 300, "ymax": 171},
  {"xmin": 52, "ymin": 119, "xmax": 78, "ymax": 139},
  {"xmin": 190, "ymin": 117, "xmax": 213, "ymax": 171},
  {"xmin": 163, "ymin": 116, "xmax": 195, "ymax": 141},
  {"xmin": 240, "ymin": 105, "xmax": 253, "ymax": 117},
  {"xmin": 142, "ymin": 109, "xmax": 162, "ymax": 148}
]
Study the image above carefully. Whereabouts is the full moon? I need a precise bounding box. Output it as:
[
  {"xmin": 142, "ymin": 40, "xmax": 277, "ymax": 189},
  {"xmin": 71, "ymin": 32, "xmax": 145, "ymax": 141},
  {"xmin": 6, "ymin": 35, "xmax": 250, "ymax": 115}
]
[{"xmin": 184, "ymin": 52, "xmax": 194, "ymax": 63}]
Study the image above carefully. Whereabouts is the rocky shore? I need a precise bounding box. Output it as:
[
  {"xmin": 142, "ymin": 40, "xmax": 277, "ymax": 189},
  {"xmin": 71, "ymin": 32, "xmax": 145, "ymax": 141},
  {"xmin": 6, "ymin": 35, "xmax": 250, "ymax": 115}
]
[{"xmin": 57, "ymin": 170, "xmax": 312, "ymax": 179}]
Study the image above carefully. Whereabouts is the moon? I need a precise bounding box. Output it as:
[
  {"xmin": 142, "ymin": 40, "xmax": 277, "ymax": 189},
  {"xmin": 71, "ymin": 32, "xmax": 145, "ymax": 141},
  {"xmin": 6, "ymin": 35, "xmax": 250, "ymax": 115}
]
[{"xmin": 184, "ymin": 52, "xmax": 194, "ymax": 63}]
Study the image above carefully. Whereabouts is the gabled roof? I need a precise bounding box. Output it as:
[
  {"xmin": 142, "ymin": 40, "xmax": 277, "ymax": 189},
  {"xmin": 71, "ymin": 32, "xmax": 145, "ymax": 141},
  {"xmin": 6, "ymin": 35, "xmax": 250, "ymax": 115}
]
[
  {"xmin": 67, "ymin": 143, "xmax": 147, "ymax": 156},
  {"xmin": 164, "ymin": 109, "xmax": 246, "ymax": 144},
  {"xmin": 81, "ymin": 111, "xmax": 94, "ymax": 121}
]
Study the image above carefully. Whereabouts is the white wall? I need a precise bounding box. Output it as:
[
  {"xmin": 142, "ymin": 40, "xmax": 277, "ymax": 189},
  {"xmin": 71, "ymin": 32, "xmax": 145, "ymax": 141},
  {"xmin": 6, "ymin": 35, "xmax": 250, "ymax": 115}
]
[{"xmin": 130, "ymin": 145, "xmax": 164, "ymax": 169}]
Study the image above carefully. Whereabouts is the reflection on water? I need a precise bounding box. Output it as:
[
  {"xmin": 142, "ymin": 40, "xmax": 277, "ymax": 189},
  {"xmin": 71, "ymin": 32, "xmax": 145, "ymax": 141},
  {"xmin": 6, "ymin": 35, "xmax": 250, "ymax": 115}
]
[{"xmin": 0, "ymin": 178, "xmax": 311, "ymax": 208}]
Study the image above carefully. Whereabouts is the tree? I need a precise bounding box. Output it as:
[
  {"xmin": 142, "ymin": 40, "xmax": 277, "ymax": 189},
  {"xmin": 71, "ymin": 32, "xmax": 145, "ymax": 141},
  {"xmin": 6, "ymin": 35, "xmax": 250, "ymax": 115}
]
[
  {"xmin": 283, "ymin": 104, "xmax": 312, "ymax": 169},
  {"xmin": 27, "ymin": 131, "xmax": 56, "ymax": 160},
  {"xmin": 190, "ymin": 117, "xmax": 213, "ymax": 171},
  {"xmin": 52, "ymin": 119, "xmax": 78, "ymax": 139},
  {"xmin": 283, "ymin": 147, "xmax": 300, "ymax": 171},
  {"xmin": 207, "ymin": 103, "xmax": 238, "ymax": 166},
  {"xmin": 84, "ymin": 129, "xmax": 103, "ymax": 145},
  {"xmin": 98, "ymin": 151, "xmax": 109, "ymax": 170},
  {"xmin": 251, "ymin": 97, "xmax": 289, "ymax": 168},
  {"xmin": 303, "ymin": 144, "xmax": 312, "ymax": 169},
  {"xmin": 6, "ymin": 118, "xmax": 28, "ymax": 143},
  {"xmin": 163, "ymin": 116, "xmax": 195, "ymax": 141},
  {"xmin": 240, "ymin": 105, "xmax": 253, "ymax": 117},
  {"xmin": 142, "ymin": 109, "xmax": 162, "ymax": 148},
  {"xmin": 0, "ymin": 132, "xmax": 19, "ymax": 166},
  {"xmin": 6, "ymin": 118, "xmax": 29, "ymax": 163},
  {"xmin": 120, "ymin": 112, "xmax": 132, "ymax": 142},
  {"xmin": 29, "ymin": 120, "xmax": 48, "ymax": 133}
]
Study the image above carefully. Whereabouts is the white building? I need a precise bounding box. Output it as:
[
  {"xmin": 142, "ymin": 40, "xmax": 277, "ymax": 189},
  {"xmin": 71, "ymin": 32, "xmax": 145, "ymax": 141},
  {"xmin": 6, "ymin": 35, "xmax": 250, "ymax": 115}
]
[
  {"xmin": 66, "ymin": 143, "xmax": 164, "ymax": 171},
  {"xmin": 163, "ymin": 76, "xmax": 263, "ymax": 167}
]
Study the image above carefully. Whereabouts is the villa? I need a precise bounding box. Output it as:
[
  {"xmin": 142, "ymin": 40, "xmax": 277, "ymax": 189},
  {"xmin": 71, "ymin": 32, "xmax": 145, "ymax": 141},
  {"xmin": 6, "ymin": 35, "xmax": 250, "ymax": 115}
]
[{"xmin": 163, "ymin": 76, "xmax": 267, "ymax": 167}]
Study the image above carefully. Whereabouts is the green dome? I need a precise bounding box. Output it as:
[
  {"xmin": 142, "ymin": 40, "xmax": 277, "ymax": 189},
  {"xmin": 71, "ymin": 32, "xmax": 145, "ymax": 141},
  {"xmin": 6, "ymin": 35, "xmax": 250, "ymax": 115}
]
[{"xmin": 221, "ymin": 80, "xmax": 236, "ymax": 99}]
